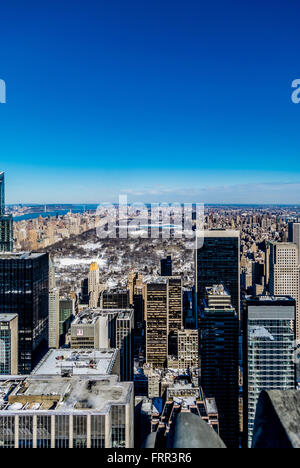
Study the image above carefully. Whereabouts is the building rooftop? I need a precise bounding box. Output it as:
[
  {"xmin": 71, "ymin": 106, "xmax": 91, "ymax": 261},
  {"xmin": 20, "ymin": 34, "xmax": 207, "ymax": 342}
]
[
  {"xmin": 0, "ymin": 375, "xmax": 132, "ymax": 414},
  {"xmin": 0, "ymin": 252, "xmax": 46, "ymax": 260},
  {"xmin": 245, "ymin": 295, "xmax": 295, "ymax": 303},
  {"xmin": 72, "ymin": 308, "xmax": 133, "ymax": 325},
  {"xmin": 31, "ymin": 348, "xmax": 119, "ymax": 376},
  {"xmin": 206, "ymin": 284, "xmax": 230, "ymax": 296},
  {"xmin": 0, "ymin": 313, "xmax": 18, "ymax": 323}
]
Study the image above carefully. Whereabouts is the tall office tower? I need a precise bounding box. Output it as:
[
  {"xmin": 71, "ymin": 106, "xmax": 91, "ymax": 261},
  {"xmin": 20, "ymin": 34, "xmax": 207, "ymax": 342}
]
[
  {"xmin": 48, "ymin": 257, "xmax": 59, "ymax": 349},
  {"xmin": 0, "ymin": 172, "xmax": 4, "ymax": 214},
  {"xmin": 195, "ymin": 230, "xmax": 240, "ymax": 318},
  {"xmin": 59, "ymin": 297, "xmax": 74, "ymax": 345},
  {"xmin": 145, "ymin": 278, "xmax": 183, "ymax": 367},
  {"xmin": 101, "ymin": 290, "xmax": 129, "ymax": 309},
  {"xmin": 243, "ymin": 296, "xmax": 296, "ymax": 448},
  {"xmin": 0, "ymin": 252, "xmax": 49, "ymax": 374},
  {"xmin": 177, "ymin": 328, "xmax": 199, "ymax": 369},
  {"xmin": 0, "ymin": 314, "xmax": 18, "ymax": 374},
  {"xmin": 88, "ymin": 261, "xmax": 102, "ymax": 308},
  {"xmin": 0, "ymin": 375, "xmax": 134, "ymax": 448},
  {"xmin": 48, "ymin": 288, "xmax": 60, "ymax": 349},
  {"xmin": 88, "ymin": 261, "xmax": 99, "ymax": 293},
  {"xmin": 146, "ymin": 283, "xmax": 168, "ymax": 367},
  {"xmin": 200, "ymin": 285, "xmax": 239, "ymax": 448},
  {"xmin": 116, "ymin": 310, "xmax": 134, "ymax": 381},
  {"xmin": 167, "ymin": 277, "xmax": 183, "ymax": 355},
  {"xmin": 161, "ymin": 255, "xmax": 172, "ymax": 276},
  {"xmin": 127, "ymin": 271, "xmax": 144, "ymax": 305},
  {"xmin": 288, "ymin": 222, "xmax": 300, "ymax": 262},
  {"xmin": 269, "ymin": 242, "xmax": 300, "ymax": 340},
  {"xmin": 0, "ymin": 172, "xmax": 13, "ymax": 252}
]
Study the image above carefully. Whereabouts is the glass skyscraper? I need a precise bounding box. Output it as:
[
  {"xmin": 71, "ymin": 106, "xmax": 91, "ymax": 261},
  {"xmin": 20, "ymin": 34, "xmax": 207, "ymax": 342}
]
[
  {"xmin": 195, "ymin": 230, "xmax": 240, "ymax": 318},
  {"xmin": 243, "ymin": 295, "xmax": 296, "ymax": 447},
  {"xmin": 0, "ymin": 172, "xmax": 13, "ymax": 252},
  {"xmin": 200, "ymin": 285, "xmax": 239, "ymax": 448},
  {"xmin": 0, "ymin": 252, "xmax": 49, "ymax": 374}
]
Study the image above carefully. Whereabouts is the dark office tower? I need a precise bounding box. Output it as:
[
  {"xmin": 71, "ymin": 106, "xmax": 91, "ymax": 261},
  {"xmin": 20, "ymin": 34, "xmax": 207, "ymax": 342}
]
[
  {"xmin": 243, "ymin": 295, "xmax": 296, "ymax": 448},
  {"xmin": 146, "ymin": 283, "xmax": 168, "ymax": 367},
  {"xmin": 195, "ymin": 230, "xmax": 240, "ymax": 317},
  {"xmin": 0, "ymin": 172, "xmax": 13, "ymax": 253},
  {"xmin": 161, "ymin": 255, "xmax": 172, "ymax": 276},
  {"xmin": 167, "ymin": 277, "xmax": 183, "ymax": 355},
  {"xmin": 200, "ymin": 285, "xmax": 239, "ymax": 448},
  {"xmin": 116, "ymin": 310, "xmax": 134, "ymax": 381},
  {"xmin": 101, "ymin": 290, "xmax": 129, "ymax": 309},
  {"xmin": 0, "ymin": 252, "xmax": 49, "ymax": 374},
  {"xmin": 133, "ymin": 294, "xmax": 144, "ymax": 332}
]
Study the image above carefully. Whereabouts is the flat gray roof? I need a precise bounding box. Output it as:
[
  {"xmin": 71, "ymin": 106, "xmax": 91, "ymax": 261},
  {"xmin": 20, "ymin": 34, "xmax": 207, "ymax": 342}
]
[{"xmin": 32, "ymin": 349, "xmax": 118, "ymax": 376}]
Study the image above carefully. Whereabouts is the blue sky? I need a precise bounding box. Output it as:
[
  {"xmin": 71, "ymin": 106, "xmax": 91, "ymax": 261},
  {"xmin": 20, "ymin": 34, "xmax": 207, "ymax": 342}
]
[{"xmin": 0, "ymin": 0, "xmax": 300, "ymax": 204}]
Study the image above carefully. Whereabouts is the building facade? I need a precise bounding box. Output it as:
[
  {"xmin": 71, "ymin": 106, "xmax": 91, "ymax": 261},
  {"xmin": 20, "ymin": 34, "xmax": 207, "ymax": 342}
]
[
  {"xmin": 243, "ymin": 296, "xmax": 296, "ymax": 447},
  {"xmin": 195, "ymin": 230, "xmax": 240, "ymax": 317},
  {"xmin": 200, "ymin": 285, "xmax": 239, "ymax": 448},
  {"xmin": 0, "ymin": 375, "xmax": 134, "ymax": 448},
  {"xmin": 0, "ymin": 314, "xmax": 18, "ymax": 375},
  {"xmin": 0, "ymin": 172, "xmax": 13, "ymax": 253},
  {"xmin": 0, "ymin": 252, "xmax": 49, "ymax": 374},
  {"xmin": 269, "ymin": 242, "xmax": 300, "ymax": 340}
]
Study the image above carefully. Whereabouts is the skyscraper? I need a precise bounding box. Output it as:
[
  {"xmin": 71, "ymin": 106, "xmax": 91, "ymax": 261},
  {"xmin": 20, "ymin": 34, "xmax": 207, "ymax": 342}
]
[
  {"xmin": 167, "ymin": 277, "xmax": 182, "ymax": 355},
  {"xmin": 195, "ymin": 230, "xmax": 240, "ymax": 317},
  {"xmin": 0, "ymin": 314, "xmax": 18, "ymax": 374},
  {"xmin": 288, "ymin": 222, "xmax": 300, "ymax": 262},
  {"xmin": 0, "ymin": 172, "xmax": 4, "ymax": 215},
  {"xmin": 145, "ymin": 277, "xmax": 183, "ymax": 367},
  {"xmin": 116, "ymin": 310, "xmax": 134, "ymax": 381},
  {"xmin": 161, "ymin": 255, "xmax": 172, "ymax": 276},
  {"xmin": 200, "ymin": 285, "xmax": 239, "ymax": 448},
  {"xmin": 145, "ymin": 283, "xmax": 168, "ymax": 367},
  {"xmin": 0, "ymin": 252, "xmax": 49, "ymax": 374},
  {"xmin": 269, "ymin": 242, "xmax": 300, "ymax": 340},
  {"xmin": 243, "ymin": 295, "xmax": 296, "ymax": 447},
  {"xmin": 0, "ymin": 172, "xmax": 13, "ymax": 253}
]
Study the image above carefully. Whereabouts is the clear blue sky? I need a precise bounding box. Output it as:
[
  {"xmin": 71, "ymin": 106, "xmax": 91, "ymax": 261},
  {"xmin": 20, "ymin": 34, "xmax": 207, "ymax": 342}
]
[{"xmin": 0, "ymin": 0, "xmax": 300, "ymax": 204}]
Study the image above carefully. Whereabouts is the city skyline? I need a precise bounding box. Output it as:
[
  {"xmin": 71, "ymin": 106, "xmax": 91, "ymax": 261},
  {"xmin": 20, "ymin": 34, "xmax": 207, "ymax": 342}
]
[{"xmin": 0, "ymin": 1, "xmax": 300, "ymax": 203}]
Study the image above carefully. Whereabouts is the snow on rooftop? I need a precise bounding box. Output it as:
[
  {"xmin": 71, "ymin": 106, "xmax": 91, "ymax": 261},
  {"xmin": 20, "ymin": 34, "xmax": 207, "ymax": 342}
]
[{"xmin": 32, "ymin": 349, "xmax": 118, "ymax": 376}]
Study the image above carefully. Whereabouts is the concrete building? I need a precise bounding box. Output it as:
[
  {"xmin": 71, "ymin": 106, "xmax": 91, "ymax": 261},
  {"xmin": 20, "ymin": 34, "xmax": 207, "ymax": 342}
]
[
  {"xmin": 49, "ymin": 289, "xmax": 60, "ymax": 349},
  {"xmin": 71, "ymin": 308, "xmax": 134, "ymax": 381},
  {"xmin": 0, "ymin": 314, "xmax": 18, "ymax": 375},
  {"xmin": 0, "ymin": 375, "xmax": 134, "ymax": 448},
  {"xmin": 177, "ymin": 329, "xmax": 199, "ymax": 370},
  {"xmin": 269, "ymin": 242, "xmax": 300, "ymax": 340},
  {"xmin": 243, "ymin": 295, "xmax": 296, "ymax": 447},
  {"xmin": 32, "ymin": 348, "xmax": 120, "ymax": 378}
]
